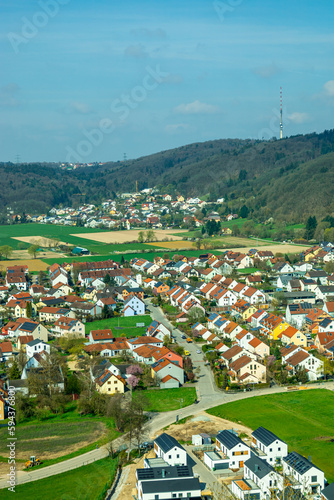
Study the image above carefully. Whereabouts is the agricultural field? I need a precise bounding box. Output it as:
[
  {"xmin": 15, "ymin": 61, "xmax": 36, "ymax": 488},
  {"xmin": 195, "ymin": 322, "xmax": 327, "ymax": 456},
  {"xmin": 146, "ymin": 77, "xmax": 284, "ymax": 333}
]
[
  {"xmin": 148, "ymin": 240, "xmax": 198, "ymax": 249},
  {"xmin": 0, "ymin": 223, "xmax": 110, "ymax": 249},
  {"xmin": 1, "ymin": 457, "xmax": 118, "ymax": 500},
  {"xmin": 0, "ymin": 258, "xmax": 50, "ymax": 272},
  {"xmin": 0, "ymin": 420, "xmax": 107, "ymax": 461},
  {"xmin": 85, "ymin": 315, "xmax": 152, "ymax": 338},
  {"xmin": 207, "ymin": 389, "xmax": 334, "ymax": 482},
  {"xmin": 71, "ymin": 228, "xmax": 186, "ymax": 244},
  {"xmin": 133, "ymin": 387, "xmax": 197, "ymax": 412}
]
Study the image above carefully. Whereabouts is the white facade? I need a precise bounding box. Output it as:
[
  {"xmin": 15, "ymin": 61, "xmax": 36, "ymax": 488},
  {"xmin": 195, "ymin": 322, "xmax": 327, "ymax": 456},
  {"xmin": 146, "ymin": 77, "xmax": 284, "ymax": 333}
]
[{"xmin": 26, "ymin": 341, "xmax": 50, "ymax": 359}]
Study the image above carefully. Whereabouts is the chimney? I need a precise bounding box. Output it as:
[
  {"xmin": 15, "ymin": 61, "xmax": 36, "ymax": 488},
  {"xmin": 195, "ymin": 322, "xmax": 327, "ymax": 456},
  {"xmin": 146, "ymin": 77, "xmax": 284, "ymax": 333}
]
[{"xmin": 308, "ymin": 456, "xmax": 311, "ymax": 462}]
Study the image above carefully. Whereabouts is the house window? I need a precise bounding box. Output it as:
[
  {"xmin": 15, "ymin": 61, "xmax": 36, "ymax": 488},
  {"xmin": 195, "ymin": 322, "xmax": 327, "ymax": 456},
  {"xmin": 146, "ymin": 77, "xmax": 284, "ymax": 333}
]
[
  {"xmin": 278, "ymin": 447, "xmax": 281, "ymax": 451},
  {"xmin": 269, "ymin": 448, "xmax": 272, "ymax": 452},
  {"xmin": 177, "ymin": 454, "xmax": 179, "ymax": 458},
  {"xmin": 311, "ymin": 476, "xmax": 317, "ymax": 483},
  {"xmin": 168, "ymin": 455, "xmax": 171, "ymax": 459}
]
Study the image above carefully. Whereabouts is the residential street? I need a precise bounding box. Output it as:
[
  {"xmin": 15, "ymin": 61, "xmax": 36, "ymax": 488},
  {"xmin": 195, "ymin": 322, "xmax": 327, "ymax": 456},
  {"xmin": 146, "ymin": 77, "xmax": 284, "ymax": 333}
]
[{"xmin": 1, "ymin": 301, "xmax": 333, "ymax": 490}]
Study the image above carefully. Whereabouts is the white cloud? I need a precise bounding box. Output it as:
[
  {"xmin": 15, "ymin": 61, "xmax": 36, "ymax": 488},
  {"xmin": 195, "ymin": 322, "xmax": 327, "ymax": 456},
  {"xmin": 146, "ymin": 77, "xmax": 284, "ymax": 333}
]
[
  {"xmin": 174, "ymin": 100, "xmax": 220, "ymax": 115},
  {"xmin": 165, "ymin": 123, "xmax": 189, "ymax": 133},
  {"xmin": 287, "ymin": 112, "xmax": 310, "ymax": 124},
  {"xmin": 323, "ymin": 80, "xmax": 334, "ymax": 96}
]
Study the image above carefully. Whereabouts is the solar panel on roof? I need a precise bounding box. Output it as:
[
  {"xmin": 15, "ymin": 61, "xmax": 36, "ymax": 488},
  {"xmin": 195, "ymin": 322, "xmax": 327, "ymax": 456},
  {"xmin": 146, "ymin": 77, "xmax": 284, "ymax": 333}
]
[{"xmin": 99, "ymin": 372, "xmax": 111, "ymax": 384}]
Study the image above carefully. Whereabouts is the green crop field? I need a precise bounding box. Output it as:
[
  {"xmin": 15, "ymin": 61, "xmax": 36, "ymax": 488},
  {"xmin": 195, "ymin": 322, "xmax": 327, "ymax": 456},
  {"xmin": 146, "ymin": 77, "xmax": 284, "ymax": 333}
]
[
  {"xmin": 207, "ymin": 389, "xmax": 334, "ymax": 482},
  {"xmin": 0, "ymin": 223, "xmax": 109, "ymax": 249},
  {"xmin": 134, "ymin": 387, "xmax": 197, "ymax": 412},
  {"xmin": 0, "ymin": 223, "xmax": 161, "ymax": 254},
  {"xmin": 86, "ymin": 314, "xmax": 152, "ymax": 338},
  {"xmin": 43, "ymin": 248, "xmax": 226, "ymax": 266},
  {"xmin": 1, "ymin": 457, "xmax": 118, "ymax": 500}
]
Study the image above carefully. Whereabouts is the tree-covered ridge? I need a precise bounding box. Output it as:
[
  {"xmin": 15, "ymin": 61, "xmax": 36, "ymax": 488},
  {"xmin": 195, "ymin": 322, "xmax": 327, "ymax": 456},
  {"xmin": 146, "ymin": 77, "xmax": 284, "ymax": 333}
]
[{"xmin": 1, "ymin": 128, "xmax": 334, "ymax": 221}]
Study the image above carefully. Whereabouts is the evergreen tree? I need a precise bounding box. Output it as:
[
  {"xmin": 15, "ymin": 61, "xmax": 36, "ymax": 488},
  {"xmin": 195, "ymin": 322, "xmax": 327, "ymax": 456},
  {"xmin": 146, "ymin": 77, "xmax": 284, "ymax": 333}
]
[
  {"xmin": 120, "ymin": 255, "xmax": 125, "ymax": 265},
  {"xmin": 240, "ymin": 204, "xmax": 249, "ymax": 219},
  {"xmin": 103, "ymin": 273, "xmax": 111, "ymax": 284},
  {"xmin": 304, "ymin": 216, "xmax": 317, "ymax": 240},
  {"xmin": 26, "ymin": 301, "xmax": 32, "ymax": 318},
  {"xmin": 9, "ymin": 359, "xmax": 21, "ymax": 379}
]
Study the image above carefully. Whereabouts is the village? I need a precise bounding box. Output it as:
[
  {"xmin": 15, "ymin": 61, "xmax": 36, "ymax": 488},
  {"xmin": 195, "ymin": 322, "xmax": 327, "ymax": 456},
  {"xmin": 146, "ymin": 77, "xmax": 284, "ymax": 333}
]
[{"xmin": 0, "ymin": 238, "xmax": 334, "ymax": 498}]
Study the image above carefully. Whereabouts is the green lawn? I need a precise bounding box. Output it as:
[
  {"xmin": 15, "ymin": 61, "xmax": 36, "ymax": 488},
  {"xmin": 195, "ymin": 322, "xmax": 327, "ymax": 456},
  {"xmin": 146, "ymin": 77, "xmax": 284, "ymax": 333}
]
[
  {"xmin": 85, "ymin": 315, "xmax": 152, "ymax": 338},
  {"xmin": 207, "ymin": 389, "xmax": 334, "ymax": 482},
  {"xmin": 1, "ymin": 457, "xmax": 118, "ymax": 500},
  {"xmin": 134, "ymin": 387, "xmax": 197, "ymax": 412}
]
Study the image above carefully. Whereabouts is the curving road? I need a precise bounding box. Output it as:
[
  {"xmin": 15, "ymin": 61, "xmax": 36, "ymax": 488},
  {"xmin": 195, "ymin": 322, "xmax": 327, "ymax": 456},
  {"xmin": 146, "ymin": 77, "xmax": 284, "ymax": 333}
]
[{"xmin": 1, "ymin": 301, "xmax": 333, "ymax": 489}]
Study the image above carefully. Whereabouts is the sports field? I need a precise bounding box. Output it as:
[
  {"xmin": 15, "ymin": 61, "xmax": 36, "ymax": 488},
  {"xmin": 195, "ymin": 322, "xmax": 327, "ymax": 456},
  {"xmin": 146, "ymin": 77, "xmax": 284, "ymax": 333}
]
[{"xmin": 207, "ymin": 389, "xmax": 334, "ymax": 482}]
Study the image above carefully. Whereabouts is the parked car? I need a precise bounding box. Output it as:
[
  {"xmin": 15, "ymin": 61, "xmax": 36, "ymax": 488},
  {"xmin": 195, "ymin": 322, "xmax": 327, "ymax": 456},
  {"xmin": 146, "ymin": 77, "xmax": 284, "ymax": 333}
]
[{"xmin": 196, "ymin": 350, "xmax": 201, "ymax": 354}]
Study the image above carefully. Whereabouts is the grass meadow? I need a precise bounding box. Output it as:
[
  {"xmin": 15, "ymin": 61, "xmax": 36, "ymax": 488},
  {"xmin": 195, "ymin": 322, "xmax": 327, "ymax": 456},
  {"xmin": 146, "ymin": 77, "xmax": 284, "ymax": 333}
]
[
  {"xmin": 134, "ymin": 387, "xmax": 197, "ymax": 412},
  {"xmin": 207, "ymin": 389, "xmax": 334, "ymax": 482},
  {"xmin": 85, "ymin": 314, "xmax": 152, "ymax": 338},
  {"xmin": 1, "ymin": 457, "xmax": 119, "ymax": 500}
]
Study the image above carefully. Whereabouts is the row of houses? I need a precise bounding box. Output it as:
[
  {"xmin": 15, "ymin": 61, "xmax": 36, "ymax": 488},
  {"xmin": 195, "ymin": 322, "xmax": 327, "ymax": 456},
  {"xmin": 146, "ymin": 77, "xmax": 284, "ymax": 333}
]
[{"xmin": 135, "ymin": 428, "xmax": 331, "ymax": 500}]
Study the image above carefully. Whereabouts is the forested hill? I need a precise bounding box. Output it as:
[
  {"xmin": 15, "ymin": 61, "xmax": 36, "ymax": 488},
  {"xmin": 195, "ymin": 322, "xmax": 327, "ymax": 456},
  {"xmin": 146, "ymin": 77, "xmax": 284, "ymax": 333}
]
[{"xmin": 1, "ymin": 129, "xmax": 334, "ymax": 221}]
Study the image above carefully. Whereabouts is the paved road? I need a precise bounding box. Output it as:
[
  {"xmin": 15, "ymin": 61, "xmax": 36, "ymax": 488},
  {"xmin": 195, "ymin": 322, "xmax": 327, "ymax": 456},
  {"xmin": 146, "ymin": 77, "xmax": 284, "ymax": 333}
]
[
  {"xmin": 146, "ymin": 299, "xmax": 221, "ymax": 402},
  {"xmin": 1, "ymin": 301, "xmax": 333, "ymax": 489}
]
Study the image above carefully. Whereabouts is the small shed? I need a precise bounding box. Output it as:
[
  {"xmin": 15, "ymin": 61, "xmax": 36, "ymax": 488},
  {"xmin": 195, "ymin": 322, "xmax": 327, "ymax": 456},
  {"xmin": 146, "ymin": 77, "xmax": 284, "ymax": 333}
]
[{"xmin": 192, "ymin": 433, "xmax": 211, "ymax": 446}]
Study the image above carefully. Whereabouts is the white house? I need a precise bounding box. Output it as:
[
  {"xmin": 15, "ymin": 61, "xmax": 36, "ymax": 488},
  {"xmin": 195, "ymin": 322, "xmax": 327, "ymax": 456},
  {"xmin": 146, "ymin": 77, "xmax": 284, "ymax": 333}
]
[
  {"xmin": 243, "ymin": 455, "xmax": 281, "ymax": 500},
  {"xmin": 154, "ymin": 433, "xmax": 188, "ymax": 466},
  {"xmin": 251, "ymin": 427, "xmax": 288, "ymax": 465},
  {"xmin": 123, "ymin": 295, "xmax": 145, "ymax": 316},
  {"xmin": 283, "ymin": 451, "xmax": 325, "ymax": 496},
  {"xmin": 26, "ymin": 339, "xmax": 50, "ymax": 359},
  {"xmin": 216, "ymin": 430, "xmax": 251, "ymax": 469},
  {"xmin": 136, "ymin": 465, "xmax": 201, "ymax": 500}
]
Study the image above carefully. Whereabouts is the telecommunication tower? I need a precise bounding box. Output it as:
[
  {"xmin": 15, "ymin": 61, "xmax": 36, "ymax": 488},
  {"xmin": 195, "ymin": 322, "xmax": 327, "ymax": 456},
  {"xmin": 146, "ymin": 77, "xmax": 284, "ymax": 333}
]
[{"xmin": 280, "ymin": 87, "xmax": 283, "ymax": 139}]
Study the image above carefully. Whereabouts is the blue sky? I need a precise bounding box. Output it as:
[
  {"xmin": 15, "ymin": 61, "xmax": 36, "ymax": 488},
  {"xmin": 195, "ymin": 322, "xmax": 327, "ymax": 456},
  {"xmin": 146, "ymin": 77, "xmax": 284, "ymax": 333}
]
[{"xmin": 1, "ymin": 0, "xmax": 334, "ymax": 163}]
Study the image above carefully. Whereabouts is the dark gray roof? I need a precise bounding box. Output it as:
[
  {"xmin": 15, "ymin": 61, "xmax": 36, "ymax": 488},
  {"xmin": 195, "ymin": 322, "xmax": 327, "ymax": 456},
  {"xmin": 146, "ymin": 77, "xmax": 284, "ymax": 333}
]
[
  {"xmin": 252, "ymin": 427, "xmax": 286, "ymax": 447},
  {"xmin": 19, "ymin": 322, "xmax": 36, "ymax": 332},
  {"xmin": 155, "ymin": 433, "xmax": 185, "ymax": 453},
  {"xmin": 216, "ymin": 430, "xmax": 245, "ymax": 450},
  {"xmin": 244, "ymin": 455, "xmax": 274, "ymax": 479},
  {"xmin": 322, "ymin": 483, "xmax": 334, "ymax": 500},
  {"xmin": 27, "ymin": 339, "xmax": 46, "ymax": 347},
  {"xmin": 137, "ymin": 465, "xmax": 192, "ymax": 481},
  {"xmin": 141, "ymin": 477, "xmax": 200, "ymax": 495},
  {"xmin": 283, "ymin": 451, "xmax": 320, "ymax": 474}
]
